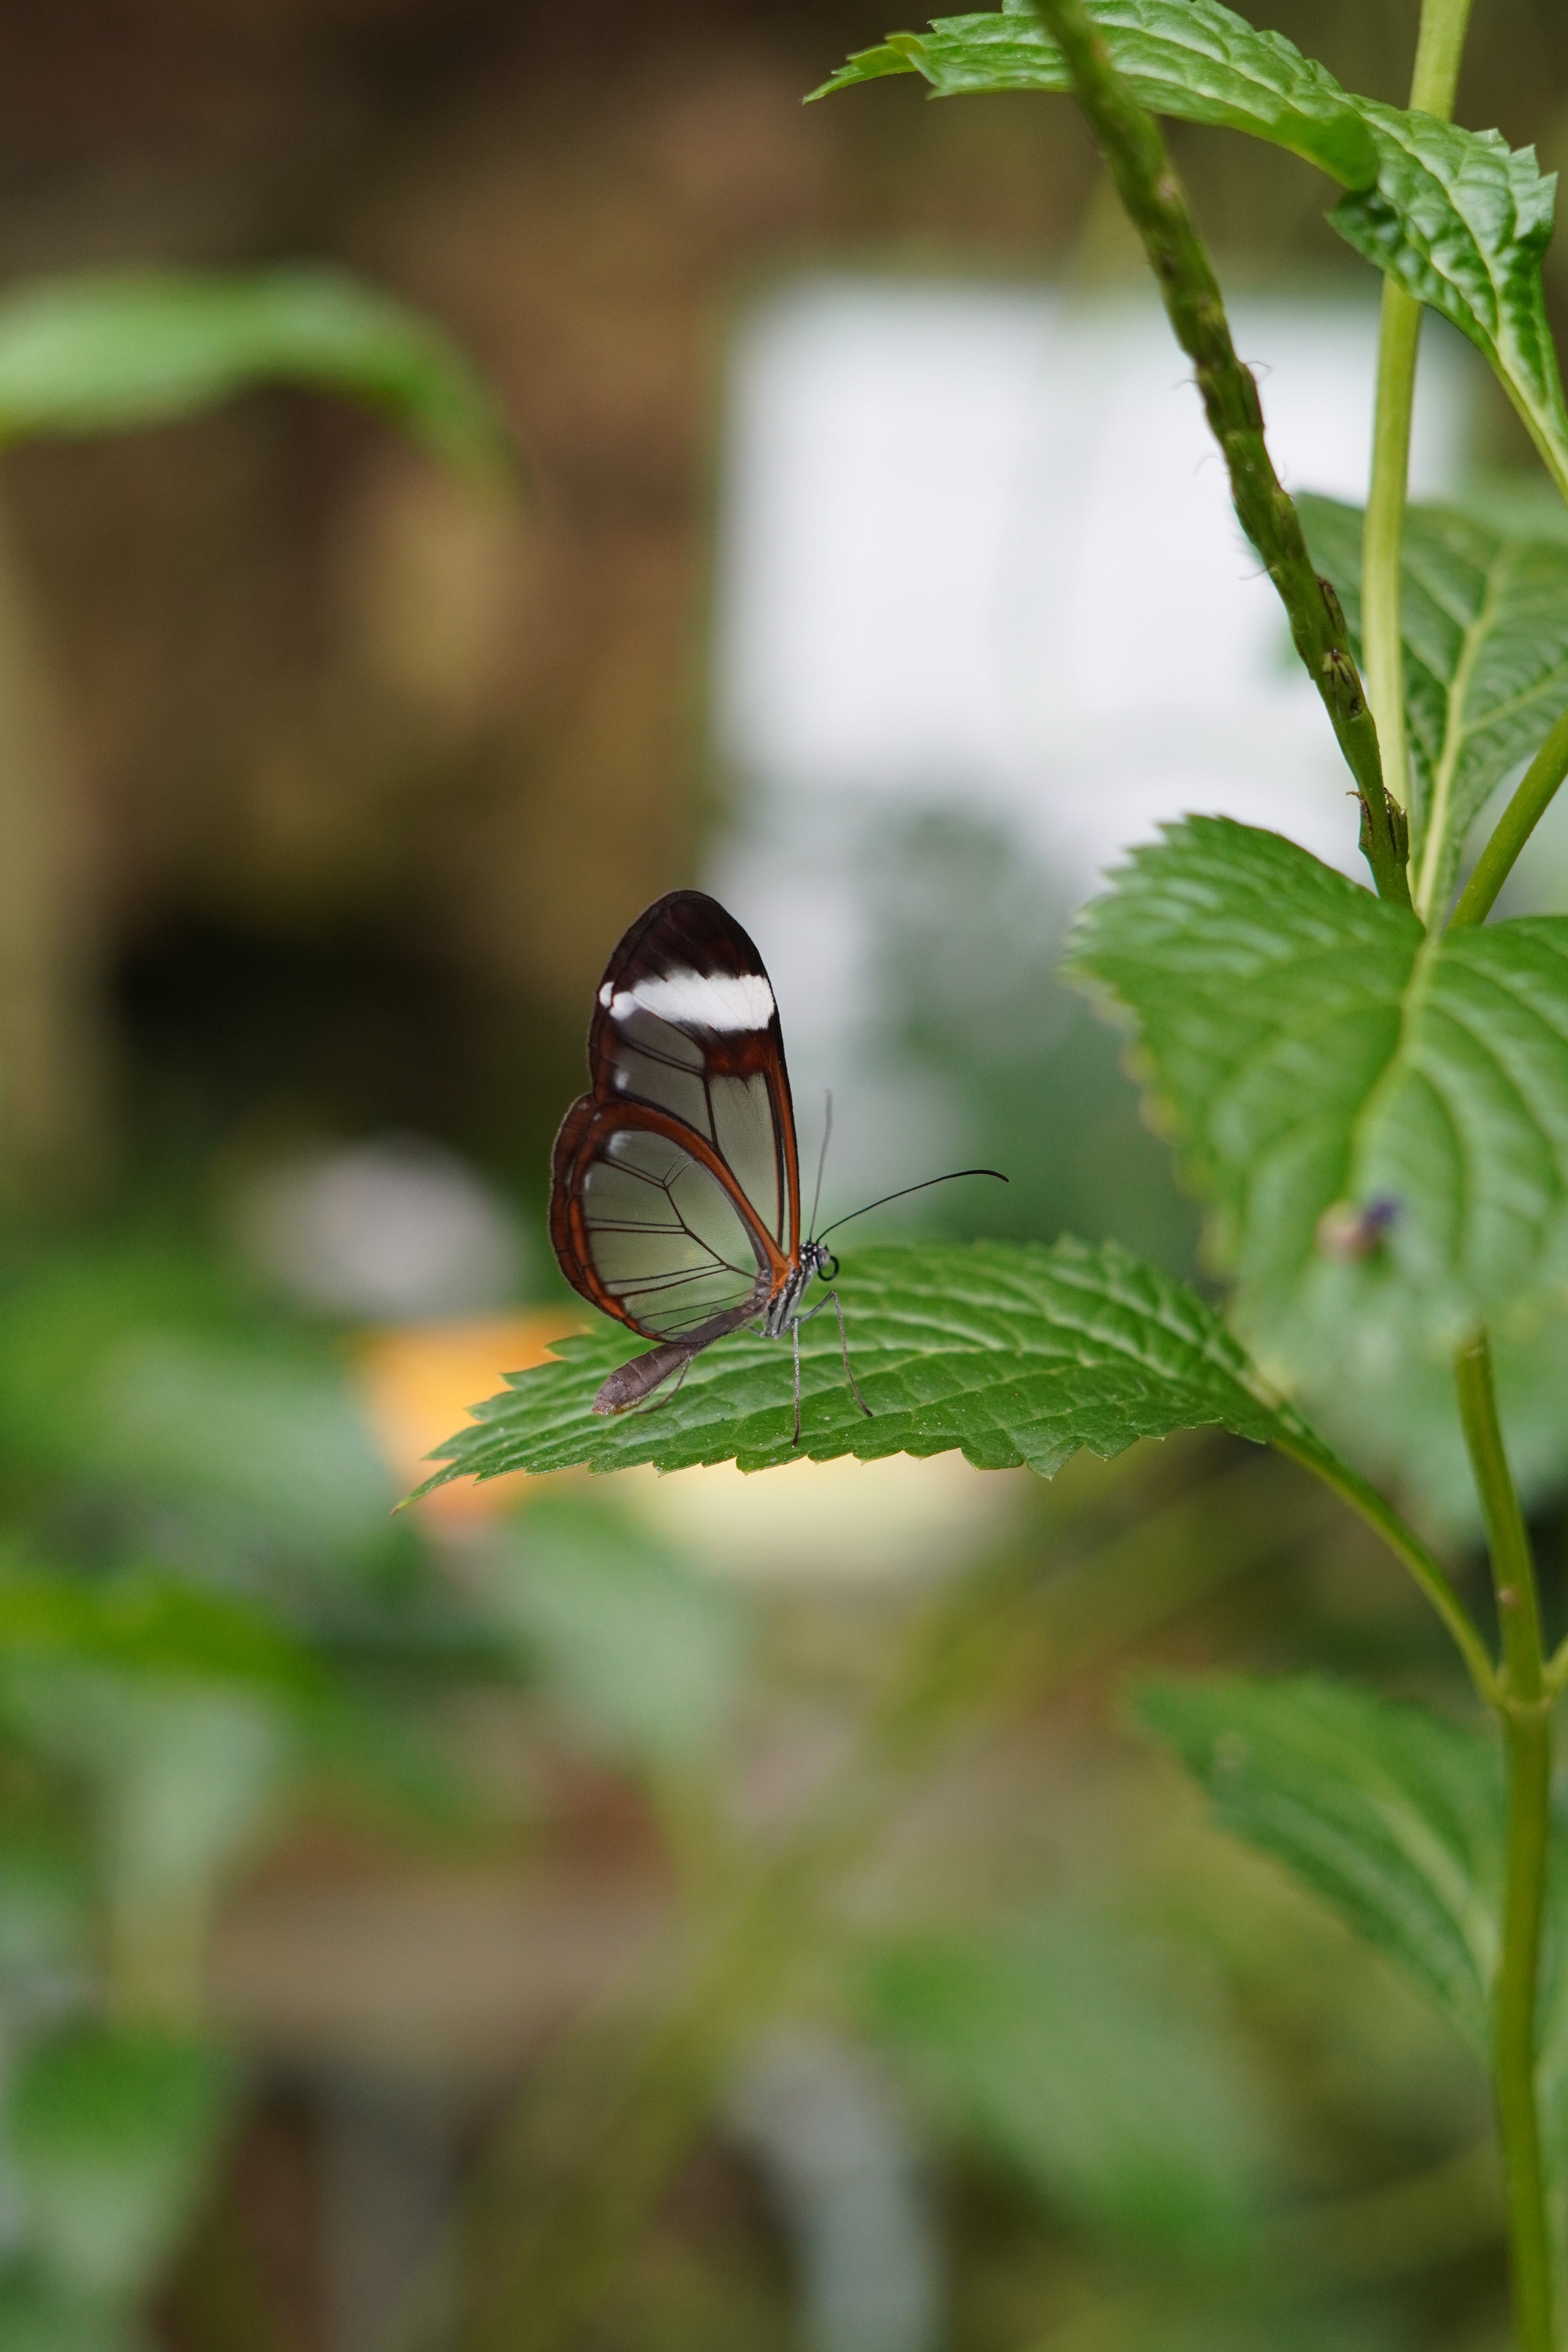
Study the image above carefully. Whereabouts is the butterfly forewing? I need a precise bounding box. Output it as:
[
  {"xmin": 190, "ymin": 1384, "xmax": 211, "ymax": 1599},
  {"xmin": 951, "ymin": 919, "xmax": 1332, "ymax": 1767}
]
[{"xmin": 551, "ymin": 891, "xmax": 802, "ymax": 1348}]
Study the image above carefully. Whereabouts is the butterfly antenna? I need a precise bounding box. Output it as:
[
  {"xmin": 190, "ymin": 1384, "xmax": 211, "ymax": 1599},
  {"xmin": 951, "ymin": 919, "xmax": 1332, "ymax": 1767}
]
[
  {"xmin": 814, "ymin": 1167, "xmax": 1007, "ymax": 1244},
  {"xmin": 808, "ymin": 1092, "xmax": 833, "ymax": 1242}
]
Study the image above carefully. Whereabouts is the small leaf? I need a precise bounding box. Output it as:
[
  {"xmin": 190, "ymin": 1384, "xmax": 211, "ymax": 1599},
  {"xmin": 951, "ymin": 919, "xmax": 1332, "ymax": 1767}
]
[
  {"xmin": 809, "ymin": 1, "xmax": 1379, "ymax": 186},
  {"xmin": 0, "ymin": 267, "xmax": 517, "ymax": 483},
  {"xmin": 1137, "ymin": 1675, "xmax": 1502, "ymax": 2052},
  {"xmin": 414, "ymin": 1236, "xmax": 1312, "ymax": 1492},
  {"xmin": 1331, "ymin": 113, "xmax": 1568, "ymax": 502},
  {"xmin": 8, "ymin": 2027, "xmax": 234, "ymax": 2303},
  {"xmin": 482, "ymin": 1498, "xmax": 749, "ymax": 1762},
  {"xmin": 1301, "ymin": 495, "xmax": 1568, "ymax": 920},
  {"xmin": 1069, "ymin": 816, "xmax": 1568, "ymax": 1380},
  {"xmin": 862, "ymin": 1918, "xmax": 1274, "ymax": 2246}
]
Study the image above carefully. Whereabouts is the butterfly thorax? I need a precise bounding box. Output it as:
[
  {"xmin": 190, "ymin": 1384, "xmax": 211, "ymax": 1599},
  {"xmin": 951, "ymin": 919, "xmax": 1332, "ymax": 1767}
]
[{"xmin": 761, "ymin": 1241, "xmax": 830, "ymax": 1339}]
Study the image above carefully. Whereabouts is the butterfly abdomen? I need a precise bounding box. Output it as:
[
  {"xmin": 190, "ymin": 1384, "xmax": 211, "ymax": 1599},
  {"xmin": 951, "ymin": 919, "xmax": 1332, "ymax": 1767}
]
[{"xmin": 593, "ymin": 1339, "xmax": 700, "ymax": 1414}]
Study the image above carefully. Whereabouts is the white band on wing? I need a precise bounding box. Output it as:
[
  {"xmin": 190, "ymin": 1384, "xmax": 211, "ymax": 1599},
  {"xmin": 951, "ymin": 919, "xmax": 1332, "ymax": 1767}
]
[{"xmin": 601, "ymin": 969, "xmax": 776, "ymax": 1033}]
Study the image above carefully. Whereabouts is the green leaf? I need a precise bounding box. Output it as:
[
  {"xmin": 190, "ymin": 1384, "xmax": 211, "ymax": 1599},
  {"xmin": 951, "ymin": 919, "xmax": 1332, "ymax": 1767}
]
[
  {"xmin": 1301, "ymin": 495, "xmax": 1568, "ymax": 921},
  {"xmin": 1068, "ymin": 815, "xmax": 1568, "ymax": 1380},
  {"xmin": 1330, "ymin": 113, "xmax": 1568, "ymax": 504},
  {"xmin": 482, "ymin": 1498, "xmax": 749, "ymax": 1762},
  {"xmin": 8, "ymin": 2027, "xmax": 234, "ymax": 2303},
  {"xmin": 862, "ymin": 1917, "xmax": 1274, "ymax": 2246},
  {"xmin": 414, "ymin": 1236, "xmax": 1309, "ymax": 1492},
  {"xmin": 1137, "ymin": 1675, "xmax": 1502, "ymax": 2052},
  {"xmin": 0, "ymin": 267, "xmax": 517, "ymax": 483},
  {"xmin": 809, "ymin": 1, "xmax": 1379, "ymax": 187}
]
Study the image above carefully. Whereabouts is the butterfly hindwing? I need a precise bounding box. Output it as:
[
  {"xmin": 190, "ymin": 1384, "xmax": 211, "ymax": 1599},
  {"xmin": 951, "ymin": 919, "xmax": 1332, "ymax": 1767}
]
[{"xmin": 551, "ymin": 892, "xmax": 802, "ymax": 1348}]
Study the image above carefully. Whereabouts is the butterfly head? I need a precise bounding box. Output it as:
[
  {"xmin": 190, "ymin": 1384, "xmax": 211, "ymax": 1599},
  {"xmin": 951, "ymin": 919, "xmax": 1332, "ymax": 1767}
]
[{"xmin": 804, "ymin": 1241, "xmax": 839, "ymax": 1286}]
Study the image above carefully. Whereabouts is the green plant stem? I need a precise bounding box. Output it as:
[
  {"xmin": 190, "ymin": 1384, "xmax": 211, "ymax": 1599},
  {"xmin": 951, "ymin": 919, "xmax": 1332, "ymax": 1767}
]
[
  {"xmin": 1031, "ymin": 0, "xmax": 1409, "ymax": 906},
  {"xmin": 1363, "ymin": 0, "xmax": 1475, "ymax": 919},
  {"xmin": 1272, "ymin": 1424, "xmax": 1497, "ymax": 1706},
  {"xmin": 1408, "ymin": 0, "xmax": 1478, "ymax": 113},
  {"xmin": 1447, "ymin": 699, "xmax": 1568, "ymax": 930},
  {"xmin": 1363, "ymin": 283, "xmax": 1421, "ymax": 828},
  {"xmin": 1454, "ymin": 1330, "xmax": 1554, "ymax": 2352}
]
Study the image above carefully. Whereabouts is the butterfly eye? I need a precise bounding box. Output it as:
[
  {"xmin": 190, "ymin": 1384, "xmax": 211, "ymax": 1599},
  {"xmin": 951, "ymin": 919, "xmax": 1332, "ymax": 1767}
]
[{"xmin": 819, "ymin": 1251, "xmax": 840, "ymax": 1283}]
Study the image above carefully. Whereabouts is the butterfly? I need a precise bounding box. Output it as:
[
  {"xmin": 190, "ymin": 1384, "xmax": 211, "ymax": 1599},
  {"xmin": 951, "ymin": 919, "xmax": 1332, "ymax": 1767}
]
[{"xmin": 550, "ymin": 889, "xmax": 1003, "ymax": 1442}]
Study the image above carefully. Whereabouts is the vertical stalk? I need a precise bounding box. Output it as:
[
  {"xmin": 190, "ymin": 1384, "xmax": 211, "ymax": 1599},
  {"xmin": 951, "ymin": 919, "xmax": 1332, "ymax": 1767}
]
[
  {"xmin": 1455, "ymin": 1331, "xmax": 1554, "ymax": 2352},
  {"xmin": 1363, "ymin": 283, "xmax": 1421, "ymax": 818},
  {"xmin": 1361, "ymin": 0, "xmax": 1476, "ymax": 915}
]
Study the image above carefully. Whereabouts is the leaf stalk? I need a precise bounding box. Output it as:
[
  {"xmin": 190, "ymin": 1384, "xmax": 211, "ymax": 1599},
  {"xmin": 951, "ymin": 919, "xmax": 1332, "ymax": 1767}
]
[
  {"xmin": 1271, "ymin": 1425, "xmax": 1496, "ymax": 1709},
  {"xmin": 1454, "ymin": 1330, "xmax": 1554, "ymax": 2352},
  {"xmin": 1447, "ymin": 699, "xmax": 1568, "ymax": 931},
  {"xmin": 1030, "ymin": 0, "xmax": 1410, "ymax": 905}
]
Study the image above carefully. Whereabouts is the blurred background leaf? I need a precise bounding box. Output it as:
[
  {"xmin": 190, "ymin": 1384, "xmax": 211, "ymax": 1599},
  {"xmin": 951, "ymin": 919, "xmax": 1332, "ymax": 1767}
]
[
  {"xmin": 0, "ymin": 269, "xmax": 517, "ymax": 483},
  {"xmin": 480, "ymin": 1497, "xmax": 751, "ymax": 1764},
  {"xmin": 861, "ymin": 1915, "xmax": 1276, "ymax": 2253}
]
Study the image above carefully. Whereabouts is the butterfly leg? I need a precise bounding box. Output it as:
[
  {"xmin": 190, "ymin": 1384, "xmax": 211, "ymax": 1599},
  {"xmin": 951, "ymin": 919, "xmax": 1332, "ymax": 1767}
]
[
  {"xmin": 824, "ymin": 1289, "xmax": 873, "ymax": 1418},
  {"xmin": 786, "ymin": 1292, "xmax": 873, "ymax": 1439}
]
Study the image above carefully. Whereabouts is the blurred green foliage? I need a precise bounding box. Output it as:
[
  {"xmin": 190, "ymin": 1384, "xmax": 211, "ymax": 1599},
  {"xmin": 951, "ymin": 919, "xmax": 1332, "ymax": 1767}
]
[
  {"xmin": 0, "ymin": 269, "xmax": 517, "ymax": 483},
  {"xmin": 861, "ymin": 1918, "xmax": 1276, "ymax": 2250},
  {"xmin": 487, "ymin": 1500, "xmax": 750, "ymax": 1763},
  {"xmin": 0, "ymin": 1209, "xmax": 1523, "ymax": 2352}
]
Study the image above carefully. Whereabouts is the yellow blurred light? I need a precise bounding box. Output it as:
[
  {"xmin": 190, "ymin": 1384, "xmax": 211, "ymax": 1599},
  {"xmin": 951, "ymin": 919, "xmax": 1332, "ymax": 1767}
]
[
  {"xmin": 356, "ymin": 1310, "xmax": 583, "ymax": 1522},
  {"xmin": 623, "ymin": 1449, "xmax": 1026, "ymax": 1586}
]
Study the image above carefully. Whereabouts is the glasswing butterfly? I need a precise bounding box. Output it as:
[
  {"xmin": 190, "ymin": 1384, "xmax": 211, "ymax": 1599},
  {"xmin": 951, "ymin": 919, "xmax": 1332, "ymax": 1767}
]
[{"xmin": 550, "ymin": 889, "xmax": 1003, "ymax": 1441}]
